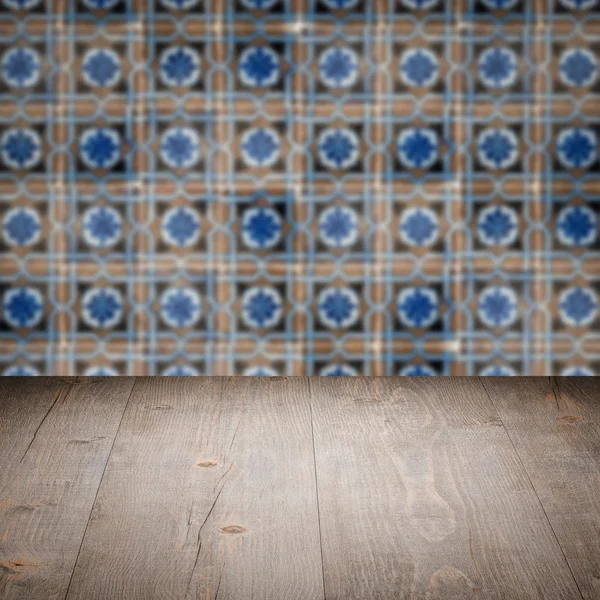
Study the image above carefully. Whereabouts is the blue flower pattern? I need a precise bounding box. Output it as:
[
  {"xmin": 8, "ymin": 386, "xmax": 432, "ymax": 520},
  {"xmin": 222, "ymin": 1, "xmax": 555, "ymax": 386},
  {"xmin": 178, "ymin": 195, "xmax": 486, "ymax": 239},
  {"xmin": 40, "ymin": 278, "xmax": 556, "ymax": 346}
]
[
  {"xmin": 398, "ymin": 128, "xmax": 439, "ymax": 169},
  {"xmin": 83, "ymin": 206, "xmax": 123, "ymax": 248},
  {"xmin": 160, "ymin": 127, "xmax": 201, "ymax": 169},
  {"xmin": 400, "ymin": 49, "xmax": 439, "ymax": 87},
  {"xmin": 318, "ymin": 287, "xmax": 360, "ymax": 329},
  {"xmin": 478, "ymin": 286, "xmax": 518, "ymax": 328},
  {"xmin": 557, "ymin": 205, "xmax": 597, "ymax": 246},
  {"xmin": 1, "ymin": 128, "xmax": 41, "ymax": 170},
  {"xmin": 2, "ymin": 47, "xmax": 40, "ymax": 88},
  {"xmin": 80, "ymin": 128, "xmax": 121, "ymax": 169},
  {"xmin": 160, "ymin": 287, "xmax": 202, "ymax": 328},
  {"xmin": 162, "ymin": 207, "xmax": 201, "ymax": 247},
  {"xmin": 242, "ymin": 287, "xmax": 283, "ymax": 328},
  {"xmin": 82, "ymin": 287, "xmax": 123, "ymax": 329},
  {"xmin": 82, "ymin": 49, "xmax": 121, "ymax": 87},
  {"xmin": 318, "ymin": 128, "xmax": 359, "ymax": 170},
  {"xmin": 160, "ymin": 47, "xmax": 201, "ymax": 87},
  {"xmin": 2, "ymin": 207, "xmax": 41, "ymax": 246},
  {"xmin": 239, "ymin": 47, "xmax": 280, "ymax": 87},
  {"xmin": 397, "ymin": 287, "xmax": 439, "ymax": 328},
  {"xmin": 1, "ymin": 0, "xmax": 600, "ymax": 376},
  {"xmin": 3, "ymin": 287, "xmax": 43, "ymax": 328},
  {"xmin": 242, "ymin": 207, "xmax": 282, "ymax": 249},
  {"xmin": 559, "ymin": 287, "xmax": 597, "ymax": 326},
  {"xmin": 319, "ymin": 206, "xmax": 359, "ymax": 248}
]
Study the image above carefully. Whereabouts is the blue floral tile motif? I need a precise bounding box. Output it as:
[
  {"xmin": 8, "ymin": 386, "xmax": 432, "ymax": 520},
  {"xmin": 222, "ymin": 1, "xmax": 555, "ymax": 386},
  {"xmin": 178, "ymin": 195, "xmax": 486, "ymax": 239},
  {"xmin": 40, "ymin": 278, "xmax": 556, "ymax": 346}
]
[
  {"xmin": 557, "ymin": 128, "xmax": 597, "ymax": 170},
  {"xmin": 399, "ymin": 364, "xmax": 437, "ymax": 376},
  {"xmin": 85, "ymin": 366, "xmax": 119, "ymax": 376},
  {"xmin": 560, "ymin": 0, "xmax": 598, "ymax": 9},
  {"xmin": 160, "ymin": 127, "xmax": 201, "ymax": 169},
  {"xmin": 162, "ymin": 364, "xmax": 200, "ymax": 376},
  {"xmin": 83, "ymin": 0, "xmax": 120, "ymax": 10},
  {"xmin": 241, "ymin": 127, "xmax": 281, "ymax": 167},
  {"xmin": 159, "ymin": 47, "xmax": 201, "ymax": 88},
  {"xmin": 480, "ymin": 365, "xmax": 516, "ymax": 376},
  {"xmin": 321, "ymin": 364, "xmax": 358, "ymax": 376},
  {"xmin": 241, "ymin": 286, "xmax": 283, "ymax": 328},
  {"xmin": 559, "ymin": 287, "xmax": 598, "ymax": 327},
  {"xmin": 397, "ymin": 128, "xmax": 439, "ymax": 170},
  {"xmin": 161, "ymin": 206, "xmax": 201, "ymax": 248},
  {"xmin": 1, "ymin": 0, "xmax": 600, "ymax": 375},
  {"xmin": 397, "ymin": 287, "xmax": 439, "ymax": 329},
  {"xmin": 1, "ymin": 128, "xmax": 41, "ymax": 170},
  {"xmin": 321, "ymin": 0, "xmax": 359, "ymax": 10},
  {"xmin": 559, "ymin": 48, "xmax": 597, "ymax": 87},
  {"xmin": 240, "ymin": 0, "xmax": 278, "ymax": 9},
  {"xmin": 160, "ymin": 287, "xmax": 202, "ymax": 328},
  {"xmin": 2, "ymin": 287, "xmax": 43, "ymax": 329},
  {"xmin": 478, "ymin": 47, "xmax": 518, "ymax": 89},
  {"xmin": 477, "ymin": 128, "xmax": 519, "ymax": 170},
  {"xmin": 401, "ymin": 0, "xmax": 438, "ymax": 9},
  {"xmin": 477, "ymin": 205, "xmax": 519, "ymax": 247},
  {"xmin": 399, "ymin": 48, "xmax": 439, "ymax": 88},
  {"xmin": 240, "ymin": 47, "xmax": 280, "ymax": 88},
  {"xmin": 80, "ymin": 128, "xmax": 121, "ymax": 170},
  {"xmin": 478, "ymin": 286, "xmax": 519, "ymax": 329},
  {"xmin": 242, "ymin": 207, "xmax": 282, "ymax": 249},
  {"xmin": 561, "ymin": 366, "xmax": 594, "ymax": 376},
  {"xmin": 2, "ymin": 207, "xmax": 42, "ymax": 247},
  {"xmin": 82, "ymin": 49, "xmax": 121, "ymax": 88},
  {"xmin": 319, "ymin": 206, "xmax": 359, "ymax": 248},
  {"xmin": 318, "ymin": 128, "xmax": 360, "ymax": 170},
  {"xmin": 556, "ymin": 205, "xmax": 597, "ymax": 247},
  {"xmin": 1, "ymin": 47, "xmax": 41, "ymax": 88},
  {"xmin": 318, "ymin": 287, "xmax": 360, "ymax": 329},
  {"xmin": 4, "ymin": 365, "xmax": 40, "ymax": 376},
  {"xmin": 244, "ymin": 365, "xmax": 278, "ymax": 376},
  {"xmin": 399, "ymin": 207, "xmax": 439, "ymax": 247},
  {"xmin": 481, "ymin": 0, "xmax": 519, "ymax": 9},
  {"xmin": 82, "ymin": 206, "xmax": 122, "ymax": 248},
  {"xmin": 319, "ymin": 47, "xmax": 360, "ymax": 89},
  {"xmin": 82, "ymin": 287, "xmax": 123, "ymax": 329},
  {"xmin": 2, "ymin": 0, "xmax": 40, "ymax": 8}
]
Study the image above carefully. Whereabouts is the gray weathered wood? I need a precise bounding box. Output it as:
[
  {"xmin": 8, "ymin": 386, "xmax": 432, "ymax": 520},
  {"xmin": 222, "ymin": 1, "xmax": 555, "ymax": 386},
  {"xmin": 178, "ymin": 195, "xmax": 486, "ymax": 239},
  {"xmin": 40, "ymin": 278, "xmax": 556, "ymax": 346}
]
[
  {"xmin": 0, "ymin": 377, "xmax": 135, "ymax": 600},
  {"xmin": 480, "ymin": 376, "xmax": 600, "ymax": 600},
  {"xmin": 65, "ymin": 377, "xmax": 324, "ymax": 600},
  {"xmin": 310, "ymin": 377, "xmax": 583, "ymax": 600},
  {"xmin": 0, "ymin": 377, "xmax": 69, "ymax": 493}
]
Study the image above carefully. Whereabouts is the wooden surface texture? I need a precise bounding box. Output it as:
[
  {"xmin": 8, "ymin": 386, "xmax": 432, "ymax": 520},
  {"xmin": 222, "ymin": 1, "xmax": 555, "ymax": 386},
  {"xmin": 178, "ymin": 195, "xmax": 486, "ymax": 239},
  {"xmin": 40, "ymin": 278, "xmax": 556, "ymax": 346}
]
[{"xmin": 0, "ymin": 377, "xmax": 598, "ymax": 600}]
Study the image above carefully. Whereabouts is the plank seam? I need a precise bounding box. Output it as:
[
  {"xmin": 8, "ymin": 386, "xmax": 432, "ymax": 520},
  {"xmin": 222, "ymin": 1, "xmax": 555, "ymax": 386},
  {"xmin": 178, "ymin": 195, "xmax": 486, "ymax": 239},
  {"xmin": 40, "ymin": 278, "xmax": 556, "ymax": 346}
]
[
  {"xmin": 62, "ymin": 377, "xmax": 139, "ymax": 600},
  {"xmin": 478, "ymin": 377, "xmax": 586, "ymax": 600},
  {"xmin": 19, "ymin": 382, "xmax": 72, "ymax": 464},
  {"xmin": 307, "ymin": 378, "xmax": 327, "ymax": 600},
  {"xmin": 184, "ymin": 377, "xmax": 231, "ymax": 600}
]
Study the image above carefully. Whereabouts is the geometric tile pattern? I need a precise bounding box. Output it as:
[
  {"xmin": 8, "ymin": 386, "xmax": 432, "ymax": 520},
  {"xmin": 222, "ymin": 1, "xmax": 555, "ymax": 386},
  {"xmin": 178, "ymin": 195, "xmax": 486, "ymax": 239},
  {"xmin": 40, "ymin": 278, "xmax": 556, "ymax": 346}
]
[{"xmin": 1, "ymin": 0, "xmax": 599, "ymax": 375}]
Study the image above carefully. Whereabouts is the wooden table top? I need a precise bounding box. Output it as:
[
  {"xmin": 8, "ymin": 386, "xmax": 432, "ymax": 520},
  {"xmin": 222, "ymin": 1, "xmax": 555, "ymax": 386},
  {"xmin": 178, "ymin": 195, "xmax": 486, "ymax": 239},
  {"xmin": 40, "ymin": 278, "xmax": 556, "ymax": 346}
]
[{"xmin": 0, "ymin": 377, "xmax": 598, "ymax": 599}]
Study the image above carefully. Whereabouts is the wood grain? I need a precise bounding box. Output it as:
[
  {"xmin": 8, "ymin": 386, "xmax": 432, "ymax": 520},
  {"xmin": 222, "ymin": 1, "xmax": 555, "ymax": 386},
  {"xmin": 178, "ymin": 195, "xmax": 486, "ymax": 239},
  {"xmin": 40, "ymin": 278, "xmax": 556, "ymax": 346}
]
[
  {"xmin": 0, "ymin": 377, "xmax": 69, "ymax": 492},
  {"xmin": 480, "ymin": 376, "xmax": 600, "ymax": 600},
  {"xmin": 65, "ymin": 377, "xmax": 324, "ymax": 600},
  {"xmin": 310, "ymin": 377, "xmax": 583, "ymax": 600},
  {"xmin": 0, "ymin": 377, "xmax": 135, "ymax": 600}
]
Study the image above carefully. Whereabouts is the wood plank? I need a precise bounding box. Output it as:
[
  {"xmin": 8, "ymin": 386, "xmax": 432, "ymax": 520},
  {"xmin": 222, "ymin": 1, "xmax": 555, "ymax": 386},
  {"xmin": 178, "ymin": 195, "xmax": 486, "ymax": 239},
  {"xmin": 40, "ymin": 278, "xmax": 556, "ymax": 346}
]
[
  {"xmin": 65, "ymin": 376, "xmax": 324, "ymax": 600},
  {"xmin": 310, "ymin": 377, "xmax": 583, "ymax": 600},
  {"xmin": 0, "ymin": 377, "xmax": 69, "ymax": 492},
  {"xmin": 0, "ymin": 377, "xmax": 135, "ymax": 600},
  {"xmin": 480, "ymin": 376, "xmax": 600, "ymax": 600}
]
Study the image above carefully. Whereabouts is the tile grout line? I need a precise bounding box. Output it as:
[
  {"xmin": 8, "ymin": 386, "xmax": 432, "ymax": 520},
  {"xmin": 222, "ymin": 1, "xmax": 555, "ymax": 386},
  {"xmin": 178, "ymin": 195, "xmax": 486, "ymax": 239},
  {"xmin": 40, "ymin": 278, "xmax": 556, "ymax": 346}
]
[
  {"xmin": 62, "ymin": 377, "xmax": 139, "ymax": 600},
  {"xmin": 306, "ymin": 377, "xmax": 327, "ymax": 600},
  {"xmin": 478, "ymin": 377, "xmax": 585, "ymax": 600}
]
